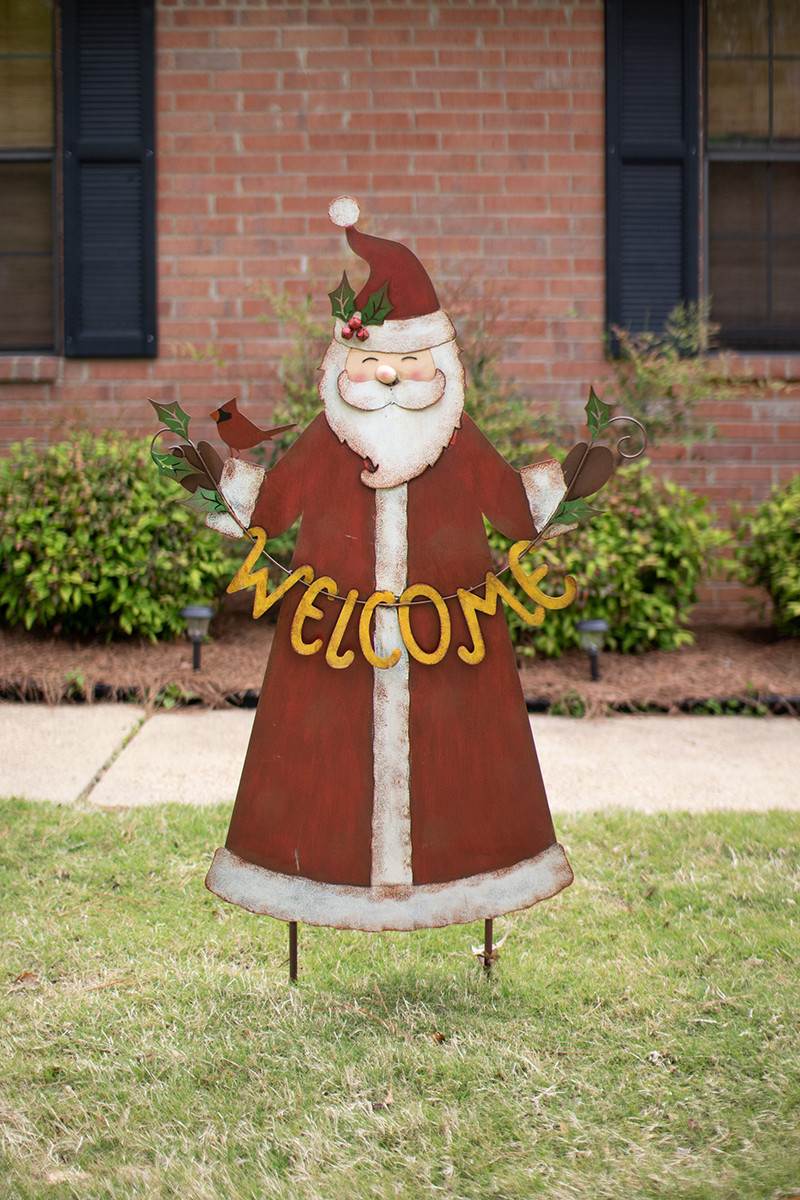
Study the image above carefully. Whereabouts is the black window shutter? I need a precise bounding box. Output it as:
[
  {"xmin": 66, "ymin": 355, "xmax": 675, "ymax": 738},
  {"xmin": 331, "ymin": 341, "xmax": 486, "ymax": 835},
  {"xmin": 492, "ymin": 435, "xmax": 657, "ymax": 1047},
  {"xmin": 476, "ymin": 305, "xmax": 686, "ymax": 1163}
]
[
  {"xmin": 605, "ymin": 0, "xmax": 699, "ymax": 343},
  {"xmin": 62, "ymin": 0, "xmax": 156, "ymax": 357}
]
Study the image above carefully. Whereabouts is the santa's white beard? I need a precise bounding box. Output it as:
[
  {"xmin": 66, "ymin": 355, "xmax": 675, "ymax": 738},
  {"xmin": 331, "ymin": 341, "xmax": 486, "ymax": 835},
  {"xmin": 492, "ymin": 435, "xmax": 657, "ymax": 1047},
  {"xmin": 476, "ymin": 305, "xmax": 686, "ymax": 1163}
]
[{"xmin": 320, "ymin": 340, "xmax": 465, "ymax": 488}]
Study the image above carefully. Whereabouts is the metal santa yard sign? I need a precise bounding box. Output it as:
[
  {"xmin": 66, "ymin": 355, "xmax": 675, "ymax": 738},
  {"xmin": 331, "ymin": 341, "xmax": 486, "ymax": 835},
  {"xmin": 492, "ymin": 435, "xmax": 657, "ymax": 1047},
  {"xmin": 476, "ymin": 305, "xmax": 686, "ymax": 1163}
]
[{"xmin": 149, "ymin": 197, "xmax": 645, "ymax": 980}]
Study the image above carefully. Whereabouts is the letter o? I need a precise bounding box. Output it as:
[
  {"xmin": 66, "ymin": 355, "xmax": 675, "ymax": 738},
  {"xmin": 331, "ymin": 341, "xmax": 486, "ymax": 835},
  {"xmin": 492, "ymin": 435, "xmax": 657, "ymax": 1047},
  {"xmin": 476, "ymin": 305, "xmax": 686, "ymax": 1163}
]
[{"xmin": 398, "ymin": 584, "xmax": 451, "ymax": 665}]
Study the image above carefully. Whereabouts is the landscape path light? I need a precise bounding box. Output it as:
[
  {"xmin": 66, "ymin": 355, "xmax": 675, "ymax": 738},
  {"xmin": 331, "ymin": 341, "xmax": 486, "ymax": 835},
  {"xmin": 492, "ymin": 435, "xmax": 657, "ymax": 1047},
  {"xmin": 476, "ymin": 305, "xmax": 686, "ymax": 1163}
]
[
  {"xmin": 576, "ymin": 617, "xmax": 609, "ymax": 681},
  {"xmin": 181, "ymin": 604, "xmax": 214, "ymax": 671}
]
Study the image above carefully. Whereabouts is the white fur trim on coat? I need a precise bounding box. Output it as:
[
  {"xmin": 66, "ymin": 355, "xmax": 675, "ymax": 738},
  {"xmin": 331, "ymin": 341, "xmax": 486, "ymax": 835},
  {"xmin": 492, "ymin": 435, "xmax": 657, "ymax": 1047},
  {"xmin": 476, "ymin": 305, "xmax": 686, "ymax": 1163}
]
[
  {"xmin": 206, "ymin": 458, "xmax": 265, "ymax": 539},
  {"xmin": 205, "ymin": 843, "xmax": 573, "ymax": 931},
  {"xmin": 334, "ymin": 310, "xmax": 456, "ymax": 354},
  {"xmin": 371, "ymin": 485, "xmax": 412, "ymax": 886}
]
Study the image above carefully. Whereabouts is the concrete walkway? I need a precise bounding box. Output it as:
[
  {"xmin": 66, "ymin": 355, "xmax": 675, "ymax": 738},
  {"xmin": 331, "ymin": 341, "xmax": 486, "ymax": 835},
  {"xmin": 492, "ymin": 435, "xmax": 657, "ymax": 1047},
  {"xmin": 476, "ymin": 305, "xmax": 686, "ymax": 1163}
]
[{"xmin": 1, "ymin": 705, "xmax": 798, "ymax": 811}]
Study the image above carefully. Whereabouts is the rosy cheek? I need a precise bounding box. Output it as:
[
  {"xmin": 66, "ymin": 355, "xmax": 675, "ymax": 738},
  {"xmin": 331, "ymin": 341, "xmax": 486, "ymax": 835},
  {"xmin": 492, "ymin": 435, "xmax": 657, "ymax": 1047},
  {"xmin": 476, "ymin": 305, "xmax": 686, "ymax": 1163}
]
[
  {"xmin": 347, "ymin": 370, "xmax": 370, "ymax": 383},
  {"xmin": 407, "ymin": 369, "xmax": 425, "ymax": 381}
]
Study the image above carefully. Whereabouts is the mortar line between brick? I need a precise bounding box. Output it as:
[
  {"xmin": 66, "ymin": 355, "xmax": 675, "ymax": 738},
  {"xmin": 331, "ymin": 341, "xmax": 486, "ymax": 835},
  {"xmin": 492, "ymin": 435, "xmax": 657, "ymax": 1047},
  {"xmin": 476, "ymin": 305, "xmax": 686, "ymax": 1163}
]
[{"xmin": 76, "ymin": 712, "xmax": 151, "ymax": 806}]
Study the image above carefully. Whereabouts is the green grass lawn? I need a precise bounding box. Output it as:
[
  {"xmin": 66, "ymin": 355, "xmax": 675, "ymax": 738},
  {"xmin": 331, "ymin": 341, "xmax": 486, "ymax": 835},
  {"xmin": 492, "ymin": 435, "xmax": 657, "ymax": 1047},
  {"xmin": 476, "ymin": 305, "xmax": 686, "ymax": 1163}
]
[{"xmin": 1, "ymin": 800, "xmax": 798, "ymax": 1200}]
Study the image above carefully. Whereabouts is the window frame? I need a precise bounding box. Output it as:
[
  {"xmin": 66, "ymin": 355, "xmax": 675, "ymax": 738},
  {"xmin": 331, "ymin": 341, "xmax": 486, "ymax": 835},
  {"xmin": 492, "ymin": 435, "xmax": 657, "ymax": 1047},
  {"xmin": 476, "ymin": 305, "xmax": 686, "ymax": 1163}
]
[{"xmin": 0, "ymin": 3, "xmax": 59, "ymax": 355}]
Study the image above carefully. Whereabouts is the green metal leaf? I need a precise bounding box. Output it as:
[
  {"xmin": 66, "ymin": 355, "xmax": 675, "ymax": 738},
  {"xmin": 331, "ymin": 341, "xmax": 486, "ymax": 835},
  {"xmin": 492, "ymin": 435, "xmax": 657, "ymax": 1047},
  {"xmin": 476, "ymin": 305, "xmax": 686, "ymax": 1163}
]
[
  {"xmin": 551, "ymin": 496, "xmax": 599, "ymax": 525},
  {"xmin": 150, "ymin": 447, "xmax": 193, "ymax": 481},
  {"xmin": 585, "ymin": 386, "xmax": 613, "ymax": 439},
  {"xmin": 148, "ymin": 399, "xmax": 191, "ymax": 439},
  {"xmin": 195, "ymin": 487, "xmax": 228, "ymax": 514},
  {"xmin": 327, "ymin": 272, "xmax": 357, "ymax": 321},
  {"xmin": 361, "ymin": 281, "xmax": 393, "ymax": 326}
]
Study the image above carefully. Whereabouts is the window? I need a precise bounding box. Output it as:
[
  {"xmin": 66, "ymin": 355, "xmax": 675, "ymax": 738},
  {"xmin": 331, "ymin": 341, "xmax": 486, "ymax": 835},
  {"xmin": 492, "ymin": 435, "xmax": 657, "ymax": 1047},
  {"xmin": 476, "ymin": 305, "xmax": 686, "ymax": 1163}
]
[
  {"xmin": 706, "ymin": 0, "xmax": 800, "ymax": 349},
  {"xmin": 605, "ymin": 0, "xmax": 799, "ymax": 353},
  {"xmin": 0, "ymin": 0, "xmax": 55, "ymax": 352},
  {"xmin": 0, "ymin": 0, "xmax": 156, "ymax": 358}
]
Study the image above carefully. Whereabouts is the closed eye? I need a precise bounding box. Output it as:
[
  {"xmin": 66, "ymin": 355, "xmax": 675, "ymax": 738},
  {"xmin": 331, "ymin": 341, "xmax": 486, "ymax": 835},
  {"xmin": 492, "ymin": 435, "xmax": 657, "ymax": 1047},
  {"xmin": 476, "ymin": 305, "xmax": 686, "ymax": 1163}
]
[
  {"xmin": 401, "ymin": 355, "xmax": 418, "ymax": 361},
  {"xmin": 361, "ymin": 356, "xmax": 378, "ymax": 363}
]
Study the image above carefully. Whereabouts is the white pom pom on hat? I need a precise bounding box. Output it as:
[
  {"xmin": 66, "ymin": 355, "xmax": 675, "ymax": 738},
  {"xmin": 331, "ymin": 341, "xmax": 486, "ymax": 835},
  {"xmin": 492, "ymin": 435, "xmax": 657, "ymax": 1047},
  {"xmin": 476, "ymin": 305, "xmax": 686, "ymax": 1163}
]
[{"xmin": 328, "ymin": 196, "xmax": 360, "ymax": 228}]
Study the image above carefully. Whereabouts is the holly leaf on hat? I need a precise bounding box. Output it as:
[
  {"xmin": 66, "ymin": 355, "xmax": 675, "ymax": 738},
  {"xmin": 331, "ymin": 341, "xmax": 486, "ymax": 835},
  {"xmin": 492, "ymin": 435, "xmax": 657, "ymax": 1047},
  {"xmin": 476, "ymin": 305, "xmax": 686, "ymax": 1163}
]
[
  {"xmin": 550, "ymin": 496, "xmax": 600, "ymax": 526},
  {"xmin": 361, "ymin": 281, "xmax": 393, "ymax": 326},
  {"xmin": 585, "ymin": 386, "xmax": 613, "ymax": 439},
  {"xmin": 328, "ymin": 272, "xmax": 357, "ymax": 322},
  {"xmin": 148, "ymin": 398, "xmax": 191, "ymax": 440}
]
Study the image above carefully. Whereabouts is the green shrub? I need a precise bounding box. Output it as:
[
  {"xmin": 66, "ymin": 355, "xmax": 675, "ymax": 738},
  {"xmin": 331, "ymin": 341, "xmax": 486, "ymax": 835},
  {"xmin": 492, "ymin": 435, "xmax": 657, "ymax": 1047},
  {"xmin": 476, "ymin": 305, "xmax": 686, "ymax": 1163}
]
[
  {"xmin": 607, "ymin": 299, "xmax": 731, "ymax": 445},
  {"xmin": 0, "ymin": 433, "xmax": 234, "ymax": 639},
  {"xmin": 492, "ymin": 460, "xmax": 730, "ymax": 656},
  {"xmin": 735, "ymin": 476, "xmax": 800, "ymax": 636}
]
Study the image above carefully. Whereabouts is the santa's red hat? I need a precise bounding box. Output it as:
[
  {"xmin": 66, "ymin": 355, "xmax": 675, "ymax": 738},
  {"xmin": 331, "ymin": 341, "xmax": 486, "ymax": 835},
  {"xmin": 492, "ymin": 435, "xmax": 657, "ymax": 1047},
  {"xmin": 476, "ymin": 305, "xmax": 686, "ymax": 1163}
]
[{"xmin": 328, "ymin": 196, "xmax": 455, "ymax": 354}]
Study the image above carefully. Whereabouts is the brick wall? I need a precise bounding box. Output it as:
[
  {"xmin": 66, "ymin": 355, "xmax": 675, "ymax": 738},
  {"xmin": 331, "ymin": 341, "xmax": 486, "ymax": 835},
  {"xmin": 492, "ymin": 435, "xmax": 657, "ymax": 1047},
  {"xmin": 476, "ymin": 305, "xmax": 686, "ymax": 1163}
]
[{"xmin": 1, "ymin": 0, "xmax": 797, "ymax": 623}]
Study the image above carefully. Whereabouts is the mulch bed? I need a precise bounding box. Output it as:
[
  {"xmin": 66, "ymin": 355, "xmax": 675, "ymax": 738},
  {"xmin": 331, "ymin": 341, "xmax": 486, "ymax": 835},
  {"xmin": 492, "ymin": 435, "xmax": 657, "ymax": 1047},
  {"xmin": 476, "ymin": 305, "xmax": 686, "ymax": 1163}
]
[
  {"xmin": 1, "ymin": 613, "xmax": 798, "ymax": 716},
  {"xmin": 518, "ymin": 626, "xmax": 800, "ymax": 715}
]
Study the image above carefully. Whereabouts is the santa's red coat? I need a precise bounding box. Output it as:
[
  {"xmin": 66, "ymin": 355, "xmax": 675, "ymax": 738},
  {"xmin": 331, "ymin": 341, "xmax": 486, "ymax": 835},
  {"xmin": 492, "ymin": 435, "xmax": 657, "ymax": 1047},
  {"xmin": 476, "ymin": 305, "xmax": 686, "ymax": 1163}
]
[{"xmin": 205, "ymin": 413, "xmax": 573, "ymax": 930}]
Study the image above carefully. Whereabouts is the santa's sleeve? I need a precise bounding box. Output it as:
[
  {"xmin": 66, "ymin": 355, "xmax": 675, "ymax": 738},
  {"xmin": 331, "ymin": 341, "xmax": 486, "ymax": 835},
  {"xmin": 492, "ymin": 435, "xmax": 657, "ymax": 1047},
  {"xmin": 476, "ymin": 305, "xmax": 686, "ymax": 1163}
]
[
  {"xmin": 463, "ymin": 415, "xmax": 575, "ymax": 542},
  {"xmin": 206, "ymin": 415, "xmax": 321, "ymax": 540}
]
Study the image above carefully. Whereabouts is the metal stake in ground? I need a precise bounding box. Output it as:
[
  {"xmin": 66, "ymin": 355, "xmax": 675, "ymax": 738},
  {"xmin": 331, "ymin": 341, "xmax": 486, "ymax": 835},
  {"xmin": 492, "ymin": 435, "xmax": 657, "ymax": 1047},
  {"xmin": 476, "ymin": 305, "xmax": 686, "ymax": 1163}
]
[
  {"xmin": 483, "ymin": 918, "xmax": 493, "ymax": 977},
  {"xmin": 289, "ymin": 921, "xmax": 298, "ymax": 983}
]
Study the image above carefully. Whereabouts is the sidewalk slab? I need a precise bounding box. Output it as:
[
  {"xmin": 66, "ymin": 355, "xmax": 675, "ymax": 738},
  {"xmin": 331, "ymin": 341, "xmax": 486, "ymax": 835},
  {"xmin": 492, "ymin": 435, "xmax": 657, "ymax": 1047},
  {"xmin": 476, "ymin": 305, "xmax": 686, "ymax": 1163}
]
[
  {"xmin": 0, "ymin": 704, "xmax": 145, "ymax": 804},
  {"xmin": 89, "ymin": 710, "xmax": 255, "ymax": 808},
  {"xmin": 88, "ymin": 710, "xmax": 800, "ymax": 812},
  {"xmin": 5, "ymin": 704, "xmax": 797, "ymax": 813},
  {"xmin": 534, "ymin": 715, "xmax": 800, "ymax": 812}
]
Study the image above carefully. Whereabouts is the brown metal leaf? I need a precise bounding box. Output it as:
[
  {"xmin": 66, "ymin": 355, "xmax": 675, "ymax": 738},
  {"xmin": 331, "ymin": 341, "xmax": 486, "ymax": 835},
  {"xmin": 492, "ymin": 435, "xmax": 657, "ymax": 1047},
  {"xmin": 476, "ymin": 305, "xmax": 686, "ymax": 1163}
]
[
  {"xmin": 176, "ymin": 441, "xmax": 223, "ymax": 487},
  {"xmin": 178, "ymin": 472, "xmax": 207, "ymax": 494},
  {"xmin": 196, "ymin": 440, "xmax": 224, "ymax": 484},
  {"xmin": 563, "ymin": 443, "xmax": 614, "ymax": 498},
  {"xmin": 178, "ymin": 444, "xmax": 205, "ymax": 473}
]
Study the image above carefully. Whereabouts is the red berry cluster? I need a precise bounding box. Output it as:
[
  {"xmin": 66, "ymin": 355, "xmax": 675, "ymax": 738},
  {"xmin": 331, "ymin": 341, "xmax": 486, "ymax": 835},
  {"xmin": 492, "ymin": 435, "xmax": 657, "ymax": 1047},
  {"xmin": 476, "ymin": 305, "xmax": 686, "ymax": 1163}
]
[{"xmin": 341, "ymin": 312, "xmax": 369, "ymax": 341}]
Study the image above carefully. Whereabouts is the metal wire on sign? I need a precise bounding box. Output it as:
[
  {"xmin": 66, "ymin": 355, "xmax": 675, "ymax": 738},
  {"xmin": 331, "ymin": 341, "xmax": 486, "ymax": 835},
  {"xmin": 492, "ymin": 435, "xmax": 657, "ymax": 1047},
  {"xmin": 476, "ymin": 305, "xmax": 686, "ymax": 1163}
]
[{"xmin": 154, "ymin": 414, "xmax": 647, "ymax": 609}]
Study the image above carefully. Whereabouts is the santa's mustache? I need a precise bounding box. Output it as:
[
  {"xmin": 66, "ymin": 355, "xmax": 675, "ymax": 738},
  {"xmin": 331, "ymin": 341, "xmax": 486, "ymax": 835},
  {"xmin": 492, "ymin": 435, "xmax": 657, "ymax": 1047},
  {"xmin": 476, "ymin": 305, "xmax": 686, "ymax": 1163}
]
[{"xmin": 336, "ymin": 369, "xmax": 447, "ymax": 412}]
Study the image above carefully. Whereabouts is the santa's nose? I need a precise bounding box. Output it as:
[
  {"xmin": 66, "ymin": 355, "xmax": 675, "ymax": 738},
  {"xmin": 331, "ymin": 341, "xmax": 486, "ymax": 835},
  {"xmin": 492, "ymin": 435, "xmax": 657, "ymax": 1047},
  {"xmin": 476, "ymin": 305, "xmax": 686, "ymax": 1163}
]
[{"xmin": 375, "ymin": 364, "xmax": 397, "ymax": 386}]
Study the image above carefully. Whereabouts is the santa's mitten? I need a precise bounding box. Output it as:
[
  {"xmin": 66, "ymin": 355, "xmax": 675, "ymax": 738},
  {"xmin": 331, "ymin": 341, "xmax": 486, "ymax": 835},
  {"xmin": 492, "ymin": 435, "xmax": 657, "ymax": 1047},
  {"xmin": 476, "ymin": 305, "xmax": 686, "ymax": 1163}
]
[
  {"xmin": 205, "ymin": 458, "xmax": 265, "ymax": 539},
  {"xmin": 520, "ymin": 459, "xmax": 576, "ymax": 539}
]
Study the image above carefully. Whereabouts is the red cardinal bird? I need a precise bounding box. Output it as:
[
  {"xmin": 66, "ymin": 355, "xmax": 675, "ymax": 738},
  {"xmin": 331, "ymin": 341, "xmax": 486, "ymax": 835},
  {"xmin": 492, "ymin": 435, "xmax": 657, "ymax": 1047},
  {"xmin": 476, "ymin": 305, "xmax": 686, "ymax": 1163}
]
[{"xmin": 209, "ymin": 398, "xmax": 295, "ymax": 456}]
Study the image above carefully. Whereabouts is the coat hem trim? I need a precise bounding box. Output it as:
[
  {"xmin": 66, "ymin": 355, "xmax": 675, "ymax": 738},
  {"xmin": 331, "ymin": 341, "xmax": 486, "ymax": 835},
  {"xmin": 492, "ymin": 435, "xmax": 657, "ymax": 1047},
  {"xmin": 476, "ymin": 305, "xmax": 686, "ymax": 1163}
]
[{"xmin": 205, "ymin": 843, "xmax": 573, "ymax": 931}]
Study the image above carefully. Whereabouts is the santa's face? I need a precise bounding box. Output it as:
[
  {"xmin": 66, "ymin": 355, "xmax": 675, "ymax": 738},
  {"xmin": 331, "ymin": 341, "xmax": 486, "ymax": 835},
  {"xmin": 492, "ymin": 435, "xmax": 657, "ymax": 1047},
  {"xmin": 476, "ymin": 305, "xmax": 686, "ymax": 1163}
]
[
  {"xmin": 320, "ymin": 338, "xmax": 465, "ymax": 489},
  {"xmin": 345, "ymin": 348, "xmax": 437, "ymax": 386}
]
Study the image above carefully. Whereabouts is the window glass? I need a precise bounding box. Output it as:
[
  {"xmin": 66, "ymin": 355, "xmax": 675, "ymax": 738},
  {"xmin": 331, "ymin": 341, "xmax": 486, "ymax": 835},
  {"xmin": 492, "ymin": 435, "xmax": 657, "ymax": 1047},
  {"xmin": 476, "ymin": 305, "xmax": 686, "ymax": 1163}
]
[
  {"xmin": 0, "ymin": 162, "xmax": 51, "ymax": 252},
  {"xmin": 0, "ymin": 59, "xmax": 53, "ymax": 148},
  {"xmin": 707, "ymin": 61, "xmax": 769, "ymax": 139},
  {"xmin": 0, "ymin": 0, "xmax": 52, "ymax": 53},
  {"xmin": 773, "ymin": 0, "xmax": 800, "ymax": 55},
  {"xmin": 708, "ymin": 0, "xmax": 768, "ymax": 56},
  {"xmin": 0, "ymin": 256, "xmax": 52, "ymax": 349},
  {"xmin": 773, "ymin": 62, "xmax": 800, "ymax": 140}
]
